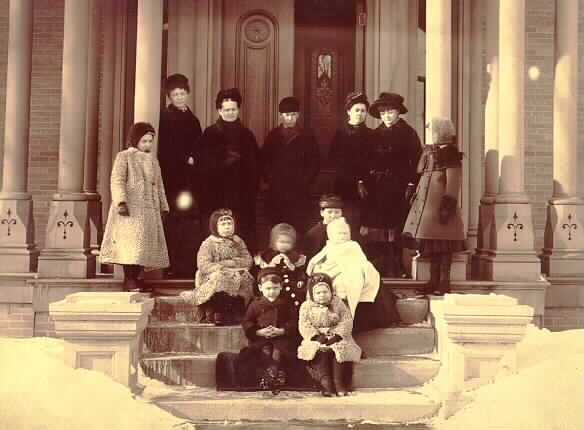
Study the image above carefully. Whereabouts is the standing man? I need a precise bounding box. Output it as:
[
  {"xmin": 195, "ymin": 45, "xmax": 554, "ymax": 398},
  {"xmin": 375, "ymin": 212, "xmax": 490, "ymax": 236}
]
[{"xmin": 261, "ymin": 97, "xmax": 320, "ymax": 233}]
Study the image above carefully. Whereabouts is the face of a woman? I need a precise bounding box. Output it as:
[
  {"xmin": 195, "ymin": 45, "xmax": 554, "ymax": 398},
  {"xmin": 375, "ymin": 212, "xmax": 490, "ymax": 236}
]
[
  {"xmin": 216, "ymin": 217, "xmax": 235, "ymax": 237},
  {"xmin": 347, "ymin": 103, "xmax": 367, "ymax": 125},
  {"xmin": 218, "ymin": 100, "xmax": 240, "ymax": 122},
  {"xmin": 312, "ymin": 283, "xmax": 332, "ymax": 305},
  {"xmin": 136, "ymin": 133, "xmax": 154, "ymax": 153},
  {"xmin": 169, "ymin": 88, "xmax": 188, "ymax": 110},
  {"xmin": 380, "ymin": 108, "xmax": 400, "ymax": 127}
]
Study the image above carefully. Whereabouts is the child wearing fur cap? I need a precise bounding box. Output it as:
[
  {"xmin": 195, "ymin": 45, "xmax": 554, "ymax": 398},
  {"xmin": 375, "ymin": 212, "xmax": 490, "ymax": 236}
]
[
  {"xmin": 303, "ymin": 194, "xmax": 344, "ymax": 260},
  {"xmin": 307, "ymin": 217, "xmax": 380, "ymax": 320},
  {"xmin": 181, "ymin": 208, "xmax": 254, "ymax": 325},
  {"xmin": 254, "ymin": 223, "xmax": 307, "ymax": 309},
  {"xmin": 298, "ymin": 273, "xmax": 361, "ymax": 397},
  {"xmin": 261, "ymin": 97, "xmax": 320, "ymax": 233},
  {"xmin": 403, "ymin": 118, "xmax": 466, "ymax": 296}
]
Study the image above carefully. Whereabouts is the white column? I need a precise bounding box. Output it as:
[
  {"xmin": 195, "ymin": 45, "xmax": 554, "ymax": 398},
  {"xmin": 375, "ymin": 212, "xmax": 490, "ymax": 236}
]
[
  {"xmin": 0, "ymin": 0, "xmax": 38, "ymax": 272},
  {"xmin": 542, "ymin": 0, "xmax": 583, "ymax": 278},
  {"xmin": 425, "ymin": 0, "xmax": 452, "ymax": 143},
  {"xmin": 134, "ymin": 0, "xmax": 163, "ymax": 149},
  {"xmin": 38, "ymin": 0, "xmax": 96, "ymax": 278},
  {"xmin": 481, "ymin": 0, "xmax": 541, "ymax": 281}
]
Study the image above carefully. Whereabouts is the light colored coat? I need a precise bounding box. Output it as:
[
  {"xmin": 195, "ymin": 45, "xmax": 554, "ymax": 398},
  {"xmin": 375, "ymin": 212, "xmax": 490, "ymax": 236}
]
[
  {"xmin": 307, "ymin": 240, "xmax": 380, "ymax": 316},
  {"xmin": 100, "ymin": 148, "xmax": 169, "ymax": 270},
  {"xmin": 403, "ymin": 145, "xmax": 465, "ymax": 241},
  {"xmin": 297, "ymin": 296, "xmax": 361, "ymax": 363}
]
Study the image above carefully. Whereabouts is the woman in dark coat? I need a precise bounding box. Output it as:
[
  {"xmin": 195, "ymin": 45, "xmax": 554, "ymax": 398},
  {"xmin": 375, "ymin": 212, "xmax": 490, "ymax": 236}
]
[
  {"xmin": 361, "ymin": 92, "xmax": 422, "ymax": 277},
  {"xmin": 328, "ymin": 92, "xmax": 374, "ymax": 239},
  {"xmin": 261, "ymin": 97, "xmax": 320, "ymax": 233},
  {"xmin": 197, "ymin": 88, "xmax": 260, "ymax": 249},
  {"xmin": 157, "ymin": 74, "xmax": 202, "ymax": 277}
]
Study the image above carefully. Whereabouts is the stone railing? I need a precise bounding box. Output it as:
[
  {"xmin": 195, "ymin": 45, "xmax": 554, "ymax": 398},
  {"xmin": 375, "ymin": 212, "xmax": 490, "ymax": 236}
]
[
  {"xmin": 49, "ymin": 292, "xmax": 154, "ymax": 392},
  {"xmin": 430, "ymin": 293, "xmax": 534, "ymax": 418}
]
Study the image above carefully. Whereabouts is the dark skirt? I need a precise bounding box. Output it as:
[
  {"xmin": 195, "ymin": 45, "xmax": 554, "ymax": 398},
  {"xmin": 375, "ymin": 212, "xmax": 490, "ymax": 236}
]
[{"xmin": 353, "ymin": 287, "xmax": 400, "ymax": 333}]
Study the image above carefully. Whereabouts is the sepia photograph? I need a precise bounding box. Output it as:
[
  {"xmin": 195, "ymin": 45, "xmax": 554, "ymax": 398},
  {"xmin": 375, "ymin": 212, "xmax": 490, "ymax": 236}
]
[{"xmin": 0, "ymin": 0, "xmax": 582, "ymax": 429}]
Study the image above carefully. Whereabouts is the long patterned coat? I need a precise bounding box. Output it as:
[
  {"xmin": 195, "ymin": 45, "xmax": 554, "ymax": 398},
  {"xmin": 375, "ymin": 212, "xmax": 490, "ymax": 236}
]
[
  {"xmin": 100, "ymin": 148, "xmax": 169, "ymax": 270},
  {"xmin": 403, "ymin": 144, "xmax": 465, "ymax": 241},
  {"xmin": 193, "ymin": 235, "xmax": 255, "ymax": 306},
  {"xmin": 297, "ymin": 296, "xmax": 361, "ymax": 363}
]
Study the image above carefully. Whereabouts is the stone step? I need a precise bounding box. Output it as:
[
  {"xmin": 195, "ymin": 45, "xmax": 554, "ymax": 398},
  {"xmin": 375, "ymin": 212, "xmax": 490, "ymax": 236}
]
[
  {"xmin": 150, "ymin": 387, "xmax": 439, "ymax": 423},
  {"xmin": 143, "ymin": 321, "xmax": 435, "ymax": 355},
  {"xmin": 140, "ymin": 353, "xmax": 440, "ymax": 389}
]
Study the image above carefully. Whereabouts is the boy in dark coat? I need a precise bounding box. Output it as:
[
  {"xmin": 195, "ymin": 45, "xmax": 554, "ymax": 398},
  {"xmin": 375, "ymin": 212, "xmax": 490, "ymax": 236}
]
[
  {"xmin": 197, "ymin": 88, "xmax": 260, "ymax": 249},
  {"xmin": 157, "ymin": 73, "xmax": 203, "ymax": 277},
  {"xmin": 261, "ymin": 97, "xmax": 320, "ymax": 233},
  {"xmin": 303, "ymin": 194, "xmax": 344, "ymax": 260},
  {"xmin": 237, "ymin": 267, "xmax": 300, "ymax": 392}
]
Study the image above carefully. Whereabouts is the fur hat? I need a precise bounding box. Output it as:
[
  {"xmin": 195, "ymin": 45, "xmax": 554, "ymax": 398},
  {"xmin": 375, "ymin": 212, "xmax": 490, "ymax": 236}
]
[
  {"xmin": 209, "ymin": 208, "xmax": 235, "ymax": 236},
  {"xmin": 319, "ymin": 194, "xmax": 344, "ymax": 209},
  {"xmin": 306, "ymin": 272, "xmax": 334, "ymax": 301},
  {"xmin": 257, "ymin": 266, "xmax": 283, "ymax": 284},
  {"xmin": 344, "ymin": 91, "xmax": 370, "ymax": 111},
  {"xmin": 164, "ymin": 73, "xmax": 190, "ymax": 95},
  {"xmin": 326, "ymin": 217, "xmax": 350, "ymax": 237},
  {"xmin": 278, "ymin": 97, "xmax": 300, "ymax": 113},
  {"xmin": 126, "ymin": 122, "xmax": 155, "ymax": 148},
  {"xmin": 429, "ymin": 117, "xmax": 456, "ymax": 145},
  {"xmin": 216, "ymin": 88, "xmax": 242, "ymax": 109},
  {"xmin": 369, "ymin": 92, "xmax": 408, "ymax": 118},
  {"xmin": 270, "ymin": 223, "xmax": 297, "ymax": 248}
]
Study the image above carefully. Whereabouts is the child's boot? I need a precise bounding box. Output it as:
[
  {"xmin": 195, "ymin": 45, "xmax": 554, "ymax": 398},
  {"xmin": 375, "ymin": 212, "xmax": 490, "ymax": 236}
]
[
  {"xmin": 332, "ymin": 360, "xmax": 351, "ymax": 396},
  {"xmin": 438, "ymin": 254, "xmax": 452, "ymax": 296},
  {"xmin": 420, "ymin": 256, "xmax": 440, "ymax": 295}
]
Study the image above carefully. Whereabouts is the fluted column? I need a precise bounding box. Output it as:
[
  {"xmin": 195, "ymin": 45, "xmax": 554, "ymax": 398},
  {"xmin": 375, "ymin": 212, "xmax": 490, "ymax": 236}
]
[
  {"xmin": 38, "ymin": 0, "xmax": 96, "ymax": 278},
  {"xmin": 481, "ymin": 0, "xmax": 541, "ymax": 281},
  {"xmin": 542, "ymin": 0, "xmax": 583, "ymax": 277},
  {"xmin": 0, "ymin": 0, "xmax": 38, "ymax": 272},
  {"xmin": 134, "ymin": 0, "xmax": 163, "ymax": 151},
  {"xmin": 425, "ymin": 0, "xmax": 452, "ymax": 143}
]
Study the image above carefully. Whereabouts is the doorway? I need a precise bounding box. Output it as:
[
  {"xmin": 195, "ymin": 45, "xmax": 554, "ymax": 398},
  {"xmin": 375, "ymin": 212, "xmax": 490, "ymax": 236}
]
[{"xmin": 294, "ymin": 0, "xmax": 357, "ymax": 161}]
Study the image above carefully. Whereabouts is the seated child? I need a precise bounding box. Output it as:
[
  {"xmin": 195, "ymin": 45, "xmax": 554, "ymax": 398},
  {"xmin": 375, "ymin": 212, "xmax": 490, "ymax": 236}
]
[
  {"xmin": 254, "ymin": 223, "xmax": 307, "ymax": 309},
  {"xmin": 303, "ymin": 194, "xmax": 344, "ymax": 260},
  {"xmin": 237, "ymin": 267, "xmax": 299, "ymax": 393},
  {"xmin": 181, "ymin": 208, "xmax": 254, "ymax": 326},
  {"xmin": 307, "ymin": 217, "xmax": 380, "ymax": 318},
  {"xmin": 298, "ymin": 273, "xmax": 361, "ymax": 397}
]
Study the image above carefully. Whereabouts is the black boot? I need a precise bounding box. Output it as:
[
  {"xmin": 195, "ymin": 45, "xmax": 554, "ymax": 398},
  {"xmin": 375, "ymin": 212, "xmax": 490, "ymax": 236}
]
[
  {"xmin": 438, "ymin": 254, "xmax": 452, "ymax": 296},
  {"xmin": 332, "ymin": 360, "xmax": 352, "ymax": 396},
  {"xmin": 308, "ymin": 350, "xmax": 334, "ymax": 396},
  {"xmin": 122, "ymin": 265, "xmax": 140, "ymax": 292},
  {"xmin": 420, "ymin": 256, "xmax": 441, "ymax": 295}
]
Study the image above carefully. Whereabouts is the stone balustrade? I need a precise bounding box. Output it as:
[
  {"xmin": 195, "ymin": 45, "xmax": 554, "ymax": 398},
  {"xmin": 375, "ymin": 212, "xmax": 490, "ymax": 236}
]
[{"xmin": 49, "ymin": 292, "xmax": 154, "ymax": 392}]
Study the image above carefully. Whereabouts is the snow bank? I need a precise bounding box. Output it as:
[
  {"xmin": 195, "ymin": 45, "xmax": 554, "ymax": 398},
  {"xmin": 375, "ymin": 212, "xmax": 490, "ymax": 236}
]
[
  {"xmin": 0, "ymin": 337, "xmax": 193, "ymax": 430},
  {"xmin": 435, "ymin": 326, "xmax": 584, "ymax": 430}
]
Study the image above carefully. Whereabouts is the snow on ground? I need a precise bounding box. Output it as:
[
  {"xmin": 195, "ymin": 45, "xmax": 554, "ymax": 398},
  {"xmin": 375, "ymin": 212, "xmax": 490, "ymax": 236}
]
[
  {"xmin": 431, "ymin": 325, "xmax": 584, "ymax": 430},
  {"xmin": 0, "ymin": 337, "xmax": 194, "ymax": 430}
]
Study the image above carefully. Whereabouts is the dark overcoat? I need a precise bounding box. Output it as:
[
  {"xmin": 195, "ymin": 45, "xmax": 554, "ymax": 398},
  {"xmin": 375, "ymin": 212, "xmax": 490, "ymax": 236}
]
[
  {"xmin": 302, "ymin": 221, "xmax": 327, "ymax": 260},
  {"xmin": 157, "ymin": 105, "xmax": 202, "ymax": 212},
  {"xmin": 197, "ymin": 119, "xmax": 260, "ymax": 243},
  {"xmin": 362, "ymin": 119, "xmax": 422, "ymax": 229},
  {"xmin": 329, "ymin": 123, "xmax": 374, "ymax": 202},
  {"xmin": 261, "ymin": 126, "xmax": 320, "ymax": 231}
]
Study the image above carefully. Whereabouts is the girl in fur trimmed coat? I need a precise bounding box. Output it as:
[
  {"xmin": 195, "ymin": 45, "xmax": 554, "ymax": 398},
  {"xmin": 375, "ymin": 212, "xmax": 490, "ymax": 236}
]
[
  {"xmin": 254, "ymin": 223, "xmax": 307, "ymax": 309},
  {"xmin": 298, "ymin": 273, "xmax": 361, "ymax": 396}
]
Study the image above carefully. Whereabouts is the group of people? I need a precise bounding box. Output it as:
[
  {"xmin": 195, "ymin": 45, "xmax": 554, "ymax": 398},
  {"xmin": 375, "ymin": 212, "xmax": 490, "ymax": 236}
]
[{"xmin": 98, "ymin": 72, "xmax": 467, "ymax": 395}]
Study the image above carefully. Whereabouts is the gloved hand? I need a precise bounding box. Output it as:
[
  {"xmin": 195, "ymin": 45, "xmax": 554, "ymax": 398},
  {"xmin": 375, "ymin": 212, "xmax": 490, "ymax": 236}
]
[
  {"xmin": 118, "ymin": 202, "xmax": 129, "ymax": 216},
  {"xmin": 439, "ymin": 195, "xmax": 458, "ymax": 224},
  {"xmin": 325, "ymin": 334, "xmax": 342, "ymax": 345}
]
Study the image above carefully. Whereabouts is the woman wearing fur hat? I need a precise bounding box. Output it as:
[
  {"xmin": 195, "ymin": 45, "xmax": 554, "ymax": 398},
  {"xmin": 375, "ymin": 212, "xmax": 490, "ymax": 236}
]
[
  {"xmin": 197, "ymin": 88, "xmax": 260, "ymax": 249},
  {"xmin": 183, "ymin": 208, "xmax": 255, "ymax": 325},
  {"xmin": 403, "ymin": 118, "xmax": 466, "ymax": 295},
  {"xmin": 100, "ymin": 122, "xmax": 170, "ymax": 291},
  {"xmin": 328, "ymin": 91, "xmax": 374, "ymax": 237},
  {"xmin": 298, "ymin": 273, "xmax": 361, "ymax": 396},
  {"xmin": 361, "ymin": 92, "xmax": 422, "ymax": 277},
  {"xmin": 158, "ymin": 73, "xmax": 202, "ymax": 277},
  {"xmin": 261, "ymin": 97, "xmax": 320, "ymax": 233}
]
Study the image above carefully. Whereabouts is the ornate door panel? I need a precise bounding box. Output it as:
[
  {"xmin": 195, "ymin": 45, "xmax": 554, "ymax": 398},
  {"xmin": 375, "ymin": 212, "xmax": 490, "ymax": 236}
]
[{"xmin": 222, "ymin": 0, "xmax": 294, "ymax": 146}]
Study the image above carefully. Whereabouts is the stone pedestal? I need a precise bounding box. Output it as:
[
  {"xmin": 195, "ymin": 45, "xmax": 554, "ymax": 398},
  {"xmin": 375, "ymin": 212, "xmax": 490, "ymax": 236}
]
[
  {"xmin": 0, "ymin": 195, "xmax": 39, "ymax": 272},
  {"xmin": 38, "ymin": 198, "xmax": 96, "ymax": 278},
  {"xmin": 49, "ymin": 292, "xmax": 154, "ymax": 391},
  {"xmin": 86, "ymin": 194, "xmax": 103, "ymax": 252},
  {"xmin": 430, "ymin": 293, "xmax": 533, "ymax": 418},
  {"xmin": 412, "ymin": 252, "xmax": 470, "ymax": 281}
]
